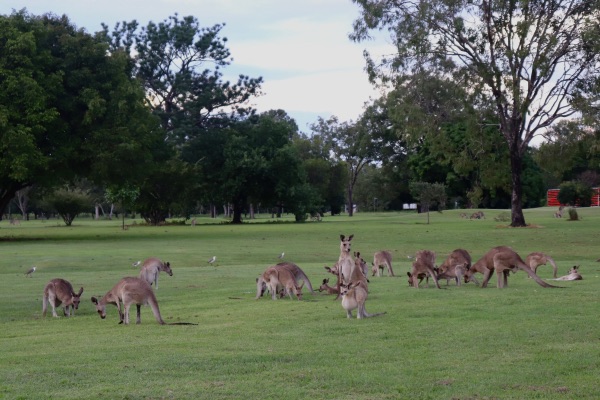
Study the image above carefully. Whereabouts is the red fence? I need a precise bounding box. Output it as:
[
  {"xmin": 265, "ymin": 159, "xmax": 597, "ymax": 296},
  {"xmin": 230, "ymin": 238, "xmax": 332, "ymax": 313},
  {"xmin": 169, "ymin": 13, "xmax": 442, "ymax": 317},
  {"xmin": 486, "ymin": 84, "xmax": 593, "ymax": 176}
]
[{"xmin": 547, "ymin": 187, "xmax": 600, "ymax": 207}]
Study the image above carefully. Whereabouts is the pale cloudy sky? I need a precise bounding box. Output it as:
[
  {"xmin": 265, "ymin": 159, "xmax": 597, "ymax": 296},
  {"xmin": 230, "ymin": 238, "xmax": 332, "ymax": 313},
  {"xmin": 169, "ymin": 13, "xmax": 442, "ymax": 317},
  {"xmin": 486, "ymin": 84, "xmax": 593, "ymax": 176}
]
[{"xmin": 3, "ymin": 0, "xmax": 390, "ymax": 132}]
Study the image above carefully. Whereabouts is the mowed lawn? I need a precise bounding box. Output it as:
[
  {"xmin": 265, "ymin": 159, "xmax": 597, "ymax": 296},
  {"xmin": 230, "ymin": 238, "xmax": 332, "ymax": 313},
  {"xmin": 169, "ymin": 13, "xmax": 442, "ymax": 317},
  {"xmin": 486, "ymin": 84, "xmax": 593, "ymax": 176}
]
[{"xmin": 1, "ymin": 208, "xmax": 599, "ymax": 399}]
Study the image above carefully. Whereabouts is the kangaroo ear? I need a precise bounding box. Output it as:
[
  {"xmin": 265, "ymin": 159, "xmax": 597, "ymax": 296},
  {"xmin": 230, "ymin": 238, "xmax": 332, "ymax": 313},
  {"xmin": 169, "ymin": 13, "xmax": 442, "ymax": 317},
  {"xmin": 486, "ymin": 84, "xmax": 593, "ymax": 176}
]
[
  {"xmin": 77, "ymin": 287, "xmax": 84, "ymax": 296},
  {"xmin": 91, "ymin": 297, "xmax": 98, "ymax": 304},
  {"xmin": 166, "ymin": 262, "xmax": 170, "ymax": 267},
  {"xmin": 348, "ymin": 234, "xmax": 354, "ymax": 241},
  {"xmin": 340, "ymin": 234, "xmax": 345, "ymax": 241}
]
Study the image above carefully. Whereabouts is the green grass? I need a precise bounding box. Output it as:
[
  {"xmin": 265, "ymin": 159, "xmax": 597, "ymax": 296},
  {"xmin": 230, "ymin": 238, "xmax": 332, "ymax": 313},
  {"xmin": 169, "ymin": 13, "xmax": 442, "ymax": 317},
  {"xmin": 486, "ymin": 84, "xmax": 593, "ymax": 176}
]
[{"xmin": 1, "ymin": 208, "xmax": 600, "ymax": 399}]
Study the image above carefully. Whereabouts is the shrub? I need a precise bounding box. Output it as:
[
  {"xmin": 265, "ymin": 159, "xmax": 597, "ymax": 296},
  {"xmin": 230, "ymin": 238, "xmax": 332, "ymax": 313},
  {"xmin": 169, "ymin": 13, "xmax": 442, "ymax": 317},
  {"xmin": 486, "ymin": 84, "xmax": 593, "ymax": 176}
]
[{"xmin": 568, "ymin": 207, "xmax": 579, "ymax": 221}]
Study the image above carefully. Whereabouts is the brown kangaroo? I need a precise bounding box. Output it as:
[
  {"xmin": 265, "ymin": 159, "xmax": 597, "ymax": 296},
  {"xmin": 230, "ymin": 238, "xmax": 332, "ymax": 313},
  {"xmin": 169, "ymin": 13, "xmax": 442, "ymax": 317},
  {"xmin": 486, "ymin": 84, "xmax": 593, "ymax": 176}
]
[
  {"xmin": 255, "ymin": 262, "xmax": 313, "ymax": 299},
  {"xmin": 436, "ymin": 249, "xmax": 472, "ymax": 287},
  {"xmin": 138, "ymin": 257, "xmax": 173, "ymax": 290},
  {"xmin": 340, "ymin": 281, "xmax": 385, "ymax": 319},
  {"xmin": 525, "ymin": 252, "xmax": 558, "ymax": 278},
  {"xmin": 42, "ymin": 279, "xmax": 84, "ymax": 317},
  {"xmin": 91, "ymin": 277, "xmax": 165, "ymax": 324},
  {"xmin": 464, "ymin": 246, "xmax": 561, "ymax": 288},
  {"xmin": 372, "ymin": 250, "xmax": 395, "ymax": 277},
  {"xmin": 408, "ymin": 250, "xmax": 441, "ymax": 289},
  {"xmin": 337, "ymin": 234, "xmax": 355, "ymax": 286},
  {"xmin": 318, "ymin": 278, "xmax": 339, "ymax": 295},
  {"xmin": 549, "ymin": 266, "xmax": 582, "ymax": 281}
]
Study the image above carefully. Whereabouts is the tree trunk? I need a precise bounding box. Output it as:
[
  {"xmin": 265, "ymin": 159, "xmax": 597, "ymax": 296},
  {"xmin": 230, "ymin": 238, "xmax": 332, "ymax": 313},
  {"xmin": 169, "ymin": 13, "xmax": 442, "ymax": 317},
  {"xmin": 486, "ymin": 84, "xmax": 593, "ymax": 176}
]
[
  {"xmin": 347, "ymin": 186, "xmax": 354, "ymax": 216},
  {"xmin": 232, "ymin": 202, "xmax": 243, "ymax": 224},
  {"xmin": 509, "ymin": 149, "xmax": 527, "ymax": 227}
]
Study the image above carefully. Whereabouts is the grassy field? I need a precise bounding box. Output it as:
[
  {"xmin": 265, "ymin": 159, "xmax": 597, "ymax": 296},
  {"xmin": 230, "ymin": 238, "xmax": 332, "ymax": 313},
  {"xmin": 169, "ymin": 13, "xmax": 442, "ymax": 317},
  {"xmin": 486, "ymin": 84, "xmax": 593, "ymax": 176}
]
[{"xmin": 1, "ymin": 207, "xmax": 599, "ymax": 399}]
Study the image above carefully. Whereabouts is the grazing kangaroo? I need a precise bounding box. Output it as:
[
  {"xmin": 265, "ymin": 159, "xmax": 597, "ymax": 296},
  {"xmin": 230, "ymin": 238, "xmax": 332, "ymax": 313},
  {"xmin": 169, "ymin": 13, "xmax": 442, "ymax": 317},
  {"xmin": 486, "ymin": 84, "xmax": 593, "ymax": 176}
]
[
  {"xmin": 549, "ymin": 266, "xmax": 582, "ymax": 281},
  {"xmin": 465, "ymin": 246, "xmax": 561, "ymax": 288},
  {"xmin": 318, "ymin": 278, "xmax": 339, "ymax": 295},
  {"xmin": 42, "ymin": 279, "xmax": 84, "ymax": 317},
  {"xmin": 437, "ymin": 249, "xmax": 472, "ymax": 287},
  {"xmin": 372, "ymin": 250, "xmax": 395, "ymax": 277},
  {"xmin": 91, "ymin": 277, "xmax": 165, "ymax": 324},
  {"xmin": 340, "ymin": 281, "xmax": 385, "ymax": 319},
  {"xmin": 407, "ymin": 271, "xmax": 430, "ymax": 287},
  {"xmin": 138, "ymin": 257, "xmax": 173, "ymax": 290},
  {"xmin": 470, "ymin": 211, "xmax": 485, "ymax": 219},
  {"xmin": 525, "ymin": 252, "xmax": 558, "ymax": 278},
  {"xmin": 408, "ymin": 250, "xmax": 441, "ymax": 289},
  {"xmin": 255, "ymin": 262, "xmax": 309, "ymax": 300}
]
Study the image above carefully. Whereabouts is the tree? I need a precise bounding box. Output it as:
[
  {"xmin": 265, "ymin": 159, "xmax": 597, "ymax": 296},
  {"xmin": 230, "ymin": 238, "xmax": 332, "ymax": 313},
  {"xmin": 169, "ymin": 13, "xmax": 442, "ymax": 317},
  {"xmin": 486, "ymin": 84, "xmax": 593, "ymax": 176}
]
[
  {"xmin": 103, "ymin": 14, "xmax": 263, "ymax": 142},
  {"xmin": 409, "ymin": 182, "xmax": 447, "ymax": 224},
  {"xmin": 351, "ymin": 0, "xmax": 600, "ymax": 226},
  {"xmin": 0, "ymin": 10, "xmax": 160, "ymax": 218},
  {"xmin": 43, "ymin": 187, "xmax": 92, "ymax": 226},
  {"xmin": 310, "ymin": 116, "xmax": 378, "ymax": 216},
  {"xmin": 105, "ymin": 186, "xmax": 140, "ymax": 230}
]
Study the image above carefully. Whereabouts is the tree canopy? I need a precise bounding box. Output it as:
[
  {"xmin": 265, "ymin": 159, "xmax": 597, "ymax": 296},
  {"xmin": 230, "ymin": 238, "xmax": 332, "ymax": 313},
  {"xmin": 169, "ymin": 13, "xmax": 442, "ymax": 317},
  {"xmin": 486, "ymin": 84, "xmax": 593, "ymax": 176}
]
[
  {"xmin": 0, "ymin": 10, "xmax": 160, "ymax": 217},
  {"xmin": 351, "ymin": 0, "xmax": 600, "ymax": 226}
]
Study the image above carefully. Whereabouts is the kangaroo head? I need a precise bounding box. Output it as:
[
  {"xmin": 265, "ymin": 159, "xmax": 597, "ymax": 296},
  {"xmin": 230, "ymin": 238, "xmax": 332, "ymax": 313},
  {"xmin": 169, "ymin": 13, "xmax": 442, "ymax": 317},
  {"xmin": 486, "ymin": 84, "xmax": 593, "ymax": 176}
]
[
  {"xmin": 339, "ymin": 234, "xmax": 354, "ymax": 255},
  {"xmin": 91, "ymin": 297, "xmax": 106, "ymax": 319},
  {"xmin": 162, "ymin": 261, "xmax": 173, "ymax": 276},
  {"xmin": 71, "ymin": 288, "xmax": 83, "ymax": 310}
]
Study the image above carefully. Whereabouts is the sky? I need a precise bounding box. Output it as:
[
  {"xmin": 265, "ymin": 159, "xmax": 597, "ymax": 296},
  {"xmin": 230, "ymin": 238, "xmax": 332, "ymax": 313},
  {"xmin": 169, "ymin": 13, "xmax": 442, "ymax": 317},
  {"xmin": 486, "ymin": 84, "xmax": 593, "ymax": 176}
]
[{"xmin": 3, "ymin": 0, "xmax": 390, "ymax": 133}]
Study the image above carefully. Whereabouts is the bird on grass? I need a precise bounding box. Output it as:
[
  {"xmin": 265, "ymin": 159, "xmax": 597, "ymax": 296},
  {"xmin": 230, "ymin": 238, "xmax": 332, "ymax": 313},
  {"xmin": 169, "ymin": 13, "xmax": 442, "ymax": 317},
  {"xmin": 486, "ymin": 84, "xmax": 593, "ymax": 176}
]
[
  {"xmin": 132, "ymin": 260, "xmax": 141, "ymax": 267},
  {"xmin": 25, "ymin": 266, "xmax": 36, "ymax": 277},
  {"xmin": 208, "ymin": 256, "xmax": 217, "ymax": 265},
  {"xmin": 278, "ymin": 252, "xmax": 285, "ymax": 260}
]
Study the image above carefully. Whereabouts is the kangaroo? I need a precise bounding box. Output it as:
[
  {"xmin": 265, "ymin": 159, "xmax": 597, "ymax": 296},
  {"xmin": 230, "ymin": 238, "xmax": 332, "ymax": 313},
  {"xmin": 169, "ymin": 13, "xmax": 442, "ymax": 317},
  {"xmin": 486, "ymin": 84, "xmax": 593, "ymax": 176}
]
[
  {"xmin": 318, "ymin": 278, "xmax": 339, "ymax": 295},
  {"xmin": 470, "ymin": 211, "xmax": 485, "ymax": 219},
  {"xmin": 42, "ymin": 278, "xmax": 84, "ymax": 317},
  {"xmin": 337, "ymin": 234, "xmax": 355, "ymax": 286},
  {"xmin": 407, "ymin": 271, "xmax": 430, "ymax": 287},
  {"xmin": 436, "ymin": 249, "xmax": 472, "ymax": 287},
  {"xmin": 255, "ymin": 262, "xmax": 313, "ymax": 299},
  {"xmin": 549, "ymin": 266, "xmax": 582, "ymax": 281},
  {"xmin": 408, "ymin": 250, "xmax": 441, "ymax": 289},
  {"xmin": 339, "ymin": 281, "xmax": 385, "ymax": 319},
  {"xmin": 525, "ymin": 252, "xmax": 558, "ymax": 278},
  {"xmin": 354, "ymin": 252, "xmax": 369, "ymax": 278},
  {"xmin": 91, "ymin": 277, "xmax": 165, "ymax": 324},
  {"xmin": 138, "ymin": 257, "xmax": 173, "ymax": 290},
  {"xmin": 372, "ymin": 250, "xmax": 394, "ymax": 277},
  {"xmin": 465, "ymin": 246, "xmax": 561, "ymax": 288}
]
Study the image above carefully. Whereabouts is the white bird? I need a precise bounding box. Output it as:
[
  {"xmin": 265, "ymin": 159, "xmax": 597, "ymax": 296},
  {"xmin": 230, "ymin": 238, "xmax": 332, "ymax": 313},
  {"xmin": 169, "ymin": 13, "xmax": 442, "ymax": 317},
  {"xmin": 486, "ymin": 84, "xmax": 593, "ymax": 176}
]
[
  {"xmin": 25, "ymin": 266, "xmax": 36, "ymax": 277},
  {"xmin": 208, "ymin": 256, "xmax": 216, "ymax": 265},
  {"xmin": 132, "ymin": 260, "xmax": 141, "ymax": 267},
  {"xmin": 278, "ymin": 252, "xmax": 285, "ymax": 259}
]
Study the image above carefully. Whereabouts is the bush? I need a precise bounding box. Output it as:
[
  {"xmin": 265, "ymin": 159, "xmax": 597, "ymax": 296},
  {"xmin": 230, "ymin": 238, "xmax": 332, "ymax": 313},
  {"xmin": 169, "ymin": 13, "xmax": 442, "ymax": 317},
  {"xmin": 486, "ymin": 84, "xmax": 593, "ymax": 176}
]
[
  {"xmin": 568, "ymin": 207, "xmax": 579, "ymax": 221},
  {"xmin": 44, "ymin": 188, "xmax": 92, "ymax": 226}
]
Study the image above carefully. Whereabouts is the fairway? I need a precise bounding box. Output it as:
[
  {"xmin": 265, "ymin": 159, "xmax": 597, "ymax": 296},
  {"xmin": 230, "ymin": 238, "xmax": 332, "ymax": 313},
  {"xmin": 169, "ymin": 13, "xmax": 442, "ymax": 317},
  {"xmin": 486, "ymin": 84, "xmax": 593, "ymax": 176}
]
[{"xmin": 1, "ymin": 208, "xmax": 599, "ymax": 399}]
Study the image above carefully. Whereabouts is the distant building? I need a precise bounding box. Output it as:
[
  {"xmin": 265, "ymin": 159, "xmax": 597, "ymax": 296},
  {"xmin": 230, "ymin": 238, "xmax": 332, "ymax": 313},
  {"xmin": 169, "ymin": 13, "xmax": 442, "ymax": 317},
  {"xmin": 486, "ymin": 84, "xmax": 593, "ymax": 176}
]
[{"xmin": 547, "ymin": 187, "xmax": 600, "ymax": 207}]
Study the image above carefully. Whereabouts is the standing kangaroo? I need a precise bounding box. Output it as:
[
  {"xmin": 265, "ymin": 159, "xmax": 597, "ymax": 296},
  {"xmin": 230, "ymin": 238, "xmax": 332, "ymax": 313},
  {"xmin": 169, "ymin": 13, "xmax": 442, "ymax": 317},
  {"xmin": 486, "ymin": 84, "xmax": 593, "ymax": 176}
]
[
  {"xmin": 138, "ymin": 257, "xmax": 173, "ymax": 290},
  {"xmin": 372, "ymin": 250, "xmax": 395, "ymax": 277},
  {"xmin": 340, "ymin": 281, "xmax": 385, "ymax": 319},
  {"xmin": 525, "ymin": 252, "xmax": 558, "ymax": 278},
  {"xmin": 465, "ymin": 246, "xmax": 561, "ymax": 288},
  {"xmin": 91, "ymin": 277, "xmax": 165, "ymax": 324},
  {"xmin": 42, "ymin": 278, "xmax": 84, "ymax": 317}
]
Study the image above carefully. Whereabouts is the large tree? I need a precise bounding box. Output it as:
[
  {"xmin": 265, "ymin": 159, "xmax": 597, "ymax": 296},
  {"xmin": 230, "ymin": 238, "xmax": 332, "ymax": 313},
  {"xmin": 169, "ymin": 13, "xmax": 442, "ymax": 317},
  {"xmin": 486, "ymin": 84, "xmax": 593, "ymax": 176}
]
[
  {"xmin": 310, "ymin": 116, "xmax": 379, "ymax": 216},
  {"xmin": 351, "ymin": 0, "xmax": 600, "ymax": 226},
  {"xmin": 0, "ymin": 10, "xmax": 159, "ymax": 217},
  {"xmin": 103, "ymin": 14, "xmax": 263, "ymax": 142}
]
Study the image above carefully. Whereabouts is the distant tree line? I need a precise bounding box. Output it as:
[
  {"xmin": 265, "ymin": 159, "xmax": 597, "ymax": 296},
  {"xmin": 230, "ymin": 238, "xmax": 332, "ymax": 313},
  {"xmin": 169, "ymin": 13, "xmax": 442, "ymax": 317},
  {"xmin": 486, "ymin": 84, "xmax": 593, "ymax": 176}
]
[{"xmin": 1, "ymin": 7, "xmax": 599, "ymax": 226}]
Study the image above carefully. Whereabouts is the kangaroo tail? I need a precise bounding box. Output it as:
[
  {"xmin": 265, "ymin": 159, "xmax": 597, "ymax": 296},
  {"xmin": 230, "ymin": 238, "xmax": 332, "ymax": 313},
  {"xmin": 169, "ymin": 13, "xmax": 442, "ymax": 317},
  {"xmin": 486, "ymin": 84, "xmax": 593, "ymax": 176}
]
[{"xmin": 519, "ymin": 265, "xmax": 563, "ymax": 288}]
